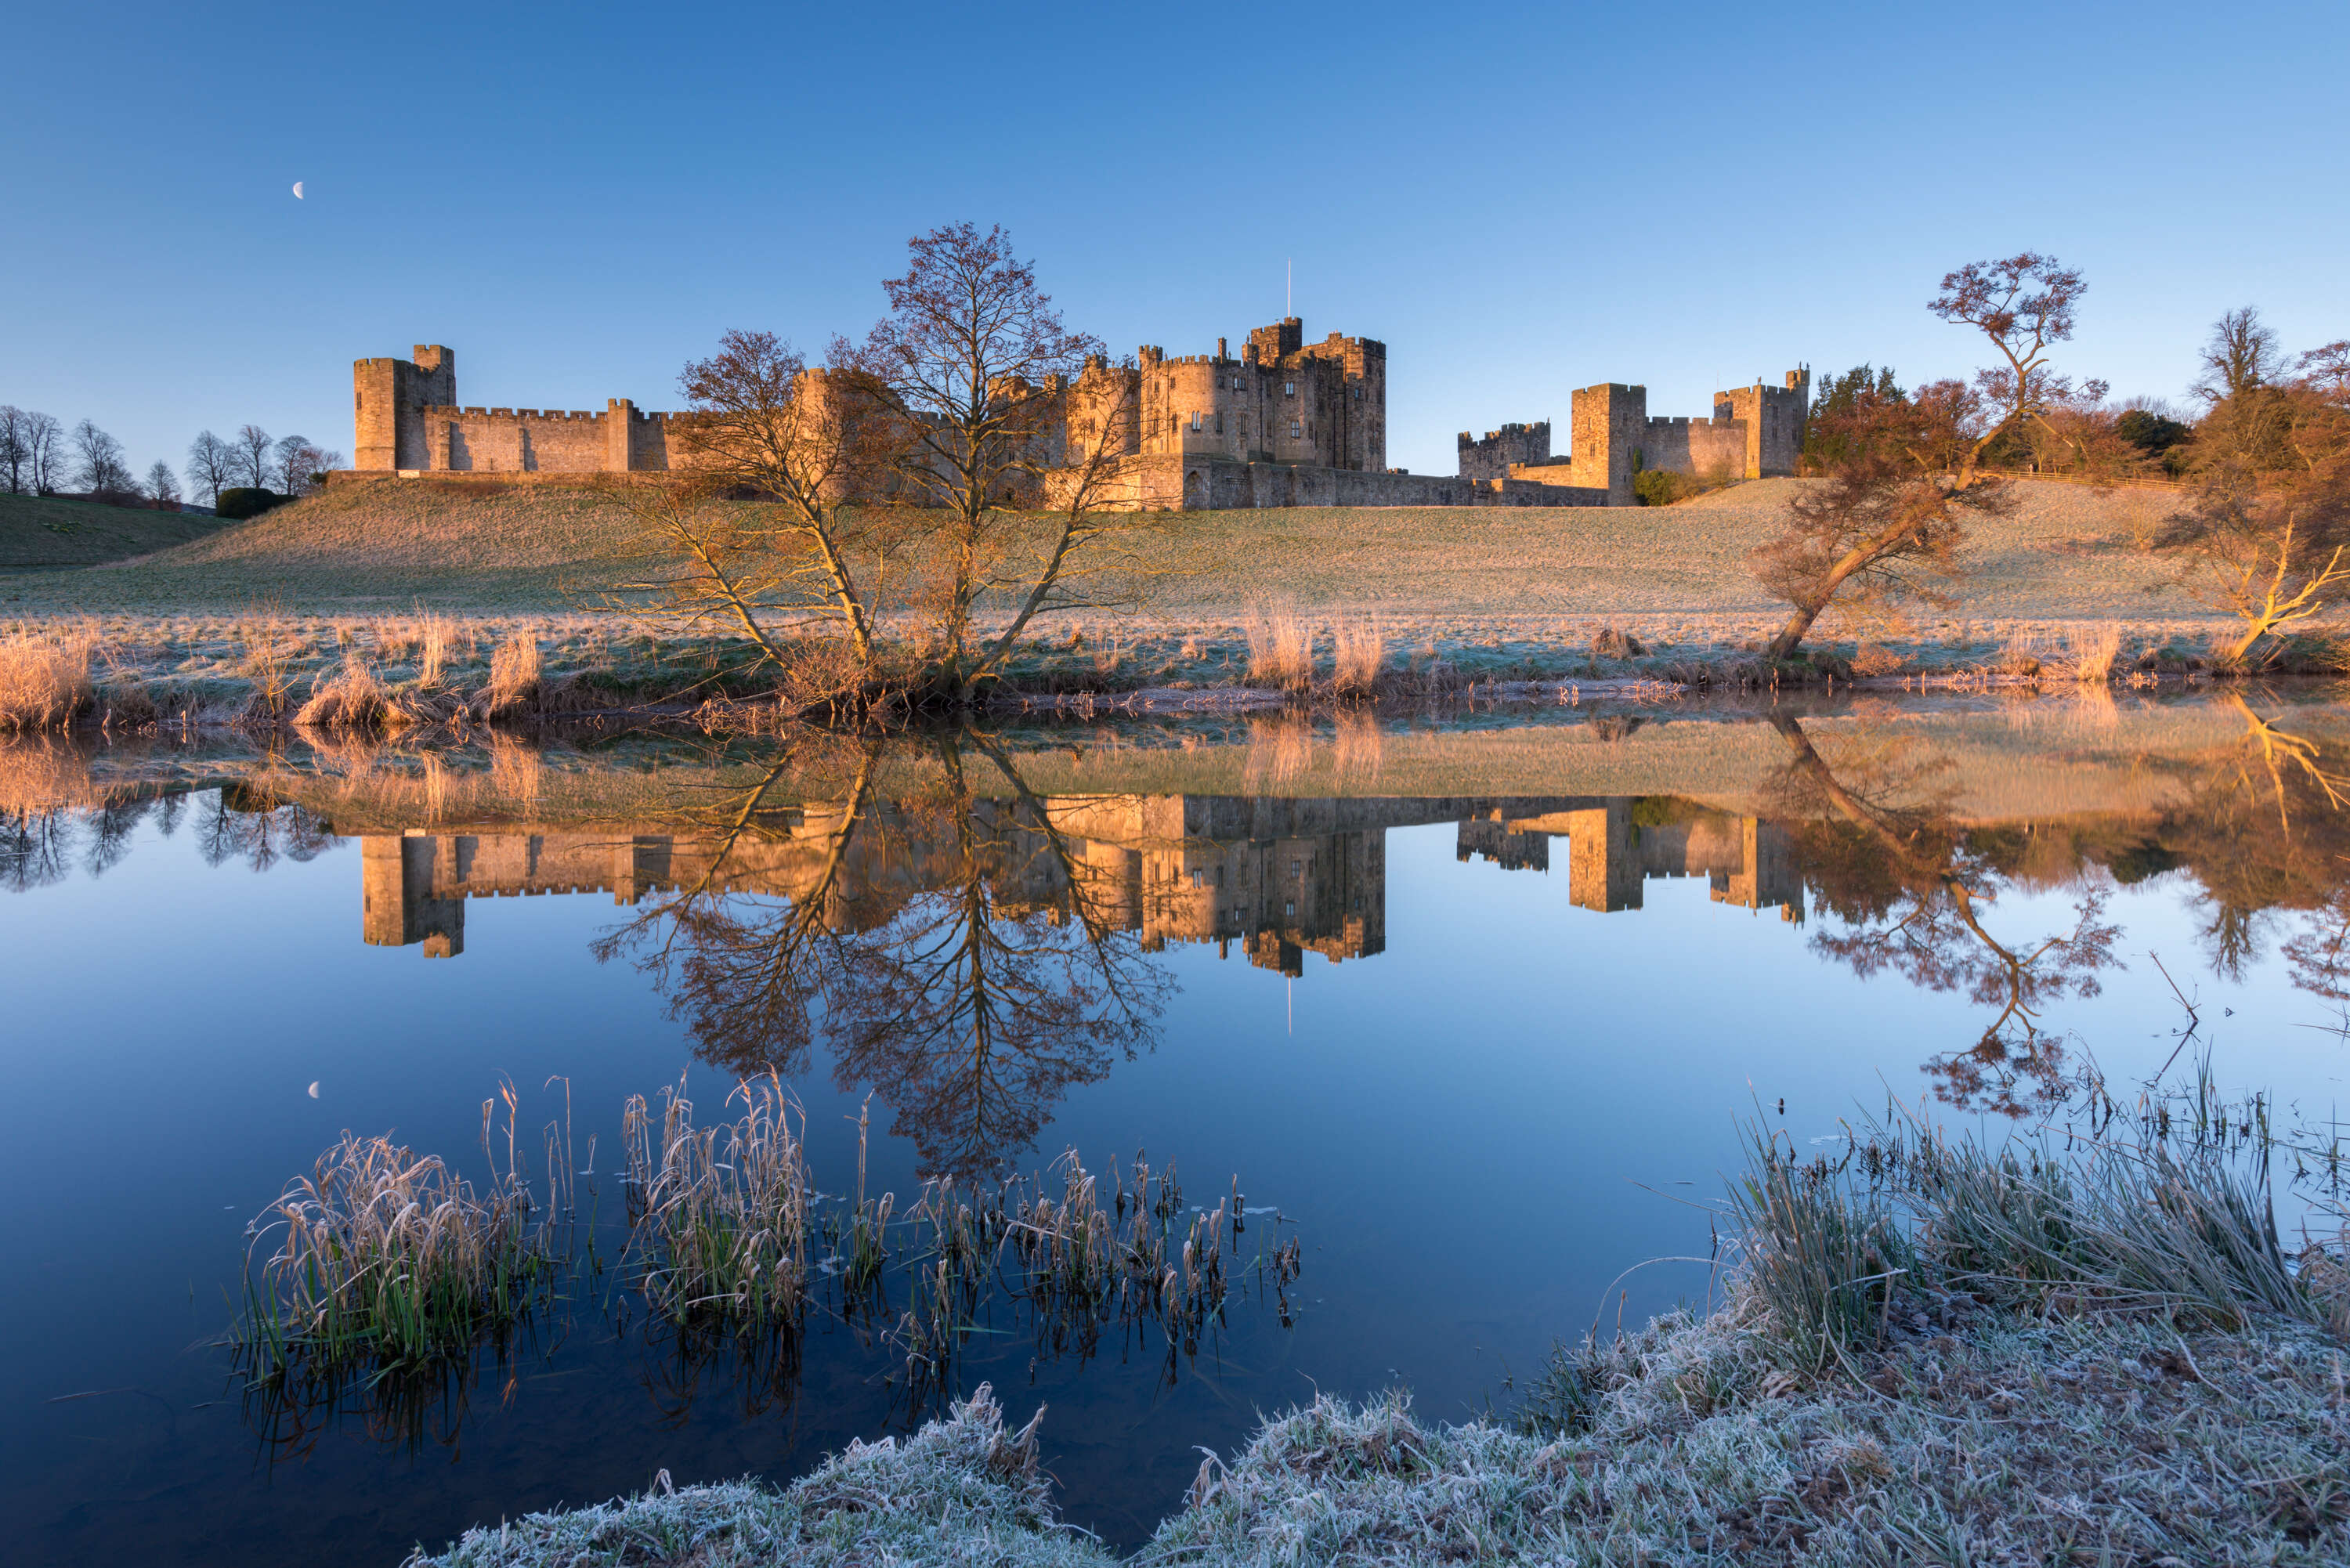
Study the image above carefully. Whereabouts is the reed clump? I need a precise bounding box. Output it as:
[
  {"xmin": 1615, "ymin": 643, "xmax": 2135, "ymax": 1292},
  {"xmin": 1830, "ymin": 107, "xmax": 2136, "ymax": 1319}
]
[
  {"xmin": 1246, "ymin": 608, "xmax": 1314, "ymax": 692},
  {"xmin": 237, "ymin": 1123, "xmax": 567, "ymax": 1382},
  {"xmin": 898, "ymin": 1151, "xmax": 1301, "ymax": 1399},
  {"xmin": 1329, "ymin": 617, "xmax": 1385, "ymax": 698},
  {"xmin": 623, "ymin": 1072, "xmax": 815, "ymax": 1331},
  {"xmin": 236, "ymin": 618, "xmax": 302, "ymax": 723},
  {"xmin": 2068, "ymin": 622, "xmax": 2124, "ymax": 683},
  {"xmin": 293, "ymin": 655, "xmax": 406, "ymax": 732},
  {"xmin": 1728, "ymin": 1092, "xmax": 2341, "ymax": 1374},
  {"xmin": 477, "ymin": 630, "xmax": 544, "ymax": 718},
  {"xmin": 0, "ymin": 628, "xmax": 96, "ymax": 731}
]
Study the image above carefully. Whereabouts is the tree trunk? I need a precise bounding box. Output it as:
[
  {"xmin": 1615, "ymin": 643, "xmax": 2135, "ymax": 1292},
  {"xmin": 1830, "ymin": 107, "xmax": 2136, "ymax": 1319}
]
[{"xmin": 1766, "ymin": 604, "xmax": 1823, "ymax": 662}]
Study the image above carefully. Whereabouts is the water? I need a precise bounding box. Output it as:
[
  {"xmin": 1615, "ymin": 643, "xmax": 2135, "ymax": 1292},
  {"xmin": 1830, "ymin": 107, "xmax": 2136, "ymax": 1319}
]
[{"xmin": 2, "ymin": 691, "xmax": 2345, "ymax": 1563}]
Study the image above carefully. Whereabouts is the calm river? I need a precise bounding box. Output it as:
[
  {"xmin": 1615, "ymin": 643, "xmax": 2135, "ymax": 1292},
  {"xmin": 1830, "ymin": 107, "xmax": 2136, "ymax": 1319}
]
[{"xmin": 2, "ymin": 691, "xmax": 2344, "ymax": 1563}]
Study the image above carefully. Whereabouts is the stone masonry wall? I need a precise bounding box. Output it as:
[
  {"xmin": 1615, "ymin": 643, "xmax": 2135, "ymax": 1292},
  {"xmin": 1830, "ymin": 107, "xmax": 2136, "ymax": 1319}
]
[{"xmin": 1457, "ymin": 421, "xmax": 1551, "ymax": 481}]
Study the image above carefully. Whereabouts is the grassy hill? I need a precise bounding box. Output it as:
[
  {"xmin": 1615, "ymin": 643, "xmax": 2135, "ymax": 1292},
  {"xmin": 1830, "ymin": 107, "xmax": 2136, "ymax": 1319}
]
[
  {"xmin": 0, "ymin": 473, "xmax": 2217, "ymax": 640},
  {"xmin": 0, "ymin": 492, "xmax": 230, "ymax": 572}
]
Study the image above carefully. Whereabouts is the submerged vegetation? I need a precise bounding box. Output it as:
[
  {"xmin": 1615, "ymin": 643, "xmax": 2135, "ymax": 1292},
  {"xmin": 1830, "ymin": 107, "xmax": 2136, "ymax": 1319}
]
[{"xmin": 233, "ymin": 1075, "xmax": 1300, "ymax": 1448}]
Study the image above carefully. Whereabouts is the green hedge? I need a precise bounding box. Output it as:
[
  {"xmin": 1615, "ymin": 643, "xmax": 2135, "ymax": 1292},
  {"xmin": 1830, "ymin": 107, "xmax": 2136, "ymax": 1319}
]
[{"xmin": 215, "ymin": 487, "xmax": 288, "ymax": 520}]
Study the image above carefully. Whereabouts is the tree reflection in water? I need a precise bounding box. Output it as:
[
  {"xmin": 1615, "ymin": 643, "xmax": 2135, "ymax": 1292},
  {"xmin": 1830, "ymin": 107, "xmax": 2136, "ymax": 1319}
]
[
  {"xmin": 598, "ymin": 732, "xmax": 1172, "ymax": 1179},
  {"xmin": 1769, "ymin": 713, "xmax": 2123, "ymax": 1117}
]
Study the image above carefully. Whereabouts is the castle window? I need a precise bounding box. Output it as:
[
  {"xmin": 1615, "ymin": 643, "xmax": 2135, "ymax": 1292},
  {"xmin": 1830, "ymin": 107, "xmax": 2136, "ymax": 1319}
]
[
  {"xmin": 1289, "ymin": 420, "xmax": 1302, "ymax": 439},
  {"xmin": 1190, "ymin": 411, "xmax": 1202, "ymax": 432},
  {"xmin": 1215, "ymin": 412, "xmax": 1224, "ymax": 434},
  {"xmin": 1283, "ymin": 381, "xmax": 1295, "ymax": 396}
]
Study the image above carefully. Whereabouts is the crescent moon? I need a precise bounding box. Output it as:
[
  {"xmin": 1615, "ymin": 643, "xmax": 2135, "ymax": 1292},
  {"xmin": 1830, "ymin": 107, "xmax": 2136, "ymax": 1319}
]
[
  {"xmin": 307, "ymin": 1081, "xmax": 320, "ymax": 1098},
  {"xmin": 291, "ymin": 182, "xmax": 304, "ymax": 199}
]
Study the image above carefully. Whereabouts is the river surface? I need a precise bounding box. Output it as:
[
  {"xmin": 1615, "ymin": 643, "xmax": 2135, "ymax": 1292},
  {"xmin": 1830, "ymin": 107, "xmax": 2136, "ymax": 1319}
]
[{"xmin": 2, "ymin": 691, "xmax": 2345, "ymax": 1564}]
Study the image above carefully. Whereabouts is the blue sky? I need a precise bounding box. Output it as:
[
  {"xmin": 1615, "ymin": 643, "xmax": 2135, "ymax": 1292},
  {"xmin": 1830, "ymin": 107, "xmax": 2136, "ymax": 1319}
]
[{"xmin": 3, "ymin": 0, "xmax": 2344, "ymax": 480}]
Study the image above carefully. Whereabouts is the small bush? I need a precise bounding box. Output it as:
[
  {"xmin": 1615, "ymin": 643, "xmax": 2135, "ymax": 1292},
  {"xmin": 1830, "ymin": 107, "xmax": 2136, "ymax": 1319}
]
[
  {"xmin": 1851, "ymin": 643, "xmax": 1909, "ymax": 678},
  {"xmin": 1590, "ymin": 626, "xmax": 1645, "ymax": 660},
  {"xmin": 216, "ymin": 487, "xmax": 289, "ymax": 520},
  {"xmin": 1632, "ymin": 468, "xmax": 1688, "ymax": 507}
]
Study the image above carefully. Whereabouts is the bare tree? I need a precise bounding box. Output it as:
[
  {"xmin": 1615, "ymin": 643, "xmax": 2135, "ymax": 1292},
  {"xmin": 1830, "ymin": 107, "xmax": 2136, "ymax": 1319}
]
[
  {"xmin": 2193, "ymin": 306, "xmax": 2286, "ymax": 405},
  {"xmin": 24, "ymin": 410, "xmax": 64, "ymax": 494},
  {"xmin": 234, "ymin": 424, "xmax": 273, "ymax": 489},
  {"xmin": 70, "ymin": 419, "xmax": 134, "ymax": 495},
  {"xmin": 1929, "ymin": 253, "xmax": 2105, "ymax": 486},
  {"xmin": 272, "ymin": 434, "xmax": 335, "ymax": 495},
  {"xmin": 0, "ymin": 406, "xmax": 30, "ymax": 493},
  {"xmin": 2298, "ymin": 341, "xmax": 2350, "ymax": 403},
  {"xmin": 654, "ymin": 330, "xmax": 902, "ymax": 668},
  {"xmin": 144, "ymin": 461, "xmax": 182, "ymax": 508},
  {"xmin": 185, "ymin": 430, "xmax": 236, "ymax": 505},
  {"xmin": 850, "ymin": 222, "xmax": 1143, "ymax": 699}
]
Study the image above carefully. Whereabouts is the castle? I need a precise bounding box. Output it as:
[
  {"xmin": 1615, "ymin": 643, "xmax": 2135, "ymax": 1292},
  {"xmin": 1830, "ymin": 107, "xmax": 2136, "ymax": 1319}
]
[{"xmin": 352, "ymin": 326, "xmax": 1806, "ymax": 510}]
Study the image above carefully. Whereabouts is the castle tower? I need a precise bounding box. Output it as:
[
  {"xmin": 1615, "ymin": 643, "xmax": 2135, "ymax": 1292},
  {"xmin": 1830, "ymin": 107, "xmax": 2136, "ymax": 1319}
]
[
  {"xmin": 1569, "ymin": 384, "xmax": 1647, "ymax": 507},
  {"xmin": 352, "ymin": 346, "xmax": 454, "ymax": 471},
  {"xmin": 1715, "ymin": 368, "xmax": 1811, "ymax": 478}
]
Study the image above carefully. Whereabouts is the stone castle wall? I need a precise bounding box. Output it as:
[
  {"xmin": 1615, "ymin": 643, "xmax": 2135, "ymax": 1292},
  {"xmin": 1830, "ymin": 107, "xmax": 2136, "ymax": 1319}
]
[
  {"xmin": 1487, "ymin": 371, "xmax": 1811, "ymax": 504},
  {"xmin": 352, "ymin": 332, "xmax": 1802, "ymax": 510},
  {"xmin": 1457, "ymin": 421, "xmax": 1550, "ymax": 482}
]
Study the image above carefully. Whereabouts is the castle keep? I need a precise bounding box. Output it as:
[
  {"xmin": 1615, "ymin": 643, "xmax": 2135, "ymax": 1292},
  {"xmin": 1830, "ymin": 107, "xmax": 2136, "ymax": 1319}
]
[{"xmin": 352, "ymin": 327, "xmax": 1806, "ymax": 509}]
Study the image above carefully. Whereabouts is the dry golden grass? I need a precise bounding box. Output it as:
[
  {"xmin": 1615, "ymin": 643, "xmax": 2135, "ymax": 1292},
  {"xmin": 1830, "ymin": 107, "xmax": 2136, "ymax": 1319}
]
[
  {"xmin": 1330, "ymin": 617, "xmax": 1385, "ymax": 697},
  {"xmin": 2067, "ymin": 623, "xmax": 2124, "ymax": 684},
  {"xmin": 1246, "ymin": 607, "xmax": 1314, "ymax": 692},
  {"xmin": 0, "ymin": 627, "xmax": 95, "ymax": 730},
  {"xmin": 293, "ymin": 655, "xmax": 400, "ymax": 732},
  {"xmin": 479, "ymin": 631, "xmax": 543, "ymax": 718}
]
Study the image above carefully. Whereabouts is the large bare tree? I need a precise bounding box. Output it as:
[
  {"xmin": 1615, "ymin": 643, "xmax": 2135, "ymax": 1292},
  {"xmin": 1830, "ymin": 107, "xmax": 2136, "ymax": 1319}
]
[
  {"xmin": 233, "ymin": 424, "xmax": 273, "ymax": 489},
  {"xmin": 186, "ymin": 429, "xmax": 236, "ymax": 505},
  {"xmin": 22, "ymin": 410, "xmax": 63, "ymax": 494},
  {"xmin": 1929, "ymin": 253, "xmax": 2105, "ymax": 486},
  {"xmin": 70, "ymin": 419, "xmax": 133, "ymax": 495},
  {"xmin": 850, "ymin": 222, "xmax": 1144, "ymax": 700},
  {"xmin": 651, "ymin": 330, "xmax": 902, "ymax": 669},
  {"xmin": 2194, "ymin": 306, "xmax": 2286, "ymax": 405},
  {"xmin": 0, "ymin": 406, "xmax": 31, "ymax": 494}
]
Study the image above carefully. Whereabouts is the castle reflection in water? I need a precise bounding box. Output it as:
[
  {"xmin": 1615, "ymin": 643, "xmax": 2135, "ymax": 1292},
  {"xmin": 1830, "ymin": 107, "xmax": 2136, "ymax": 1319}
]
[{"xmin": 362, "ymin": 795, "xmax": 1801, "ymax": 977}]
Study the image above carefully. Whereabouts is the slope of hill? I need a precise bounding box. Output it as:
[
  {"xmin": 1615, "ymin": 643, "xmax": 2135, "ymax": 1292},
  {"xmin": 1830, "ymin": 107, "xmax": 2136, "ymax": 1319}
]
[
  {"xmin": 0, "ymin": 474, "xmax": 2211, "ymax": 632},
  {"xmin": 0, "ymin": 493, "xmax": 230, "ymax": 572}
]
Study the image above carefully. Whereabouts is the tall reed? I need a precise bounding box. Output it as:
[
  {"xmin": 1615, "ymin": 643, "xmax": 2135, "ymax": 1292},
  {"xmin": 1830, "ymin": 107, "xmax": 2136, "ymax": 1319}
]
[
  {"xmin": 292, "ymin": 655, "xmax": 396, "ymax": 732},
  {"xmin": 1246, "ymin": 609, "xmax": 1314, "ymax": 692},
  {"xmin": 2068, "ymin": 623, "xmax": 2123, "ymax": 684},
  {"xmin": 237, "ymin": 619, "xmax": 299, "ymax": 721},
  {"xmin": 624, "ymin": 1072, "xmax": 815, "ymax": 1331},
  {"xmin": 479, "ymin": 630, "xmax": 543, "ymax": 717},
  {"xmin": 0, "ymin": 629, "xmax": 96, "ymax": 731},
  {"xmin": 1329, "ymin": 618, "xmax": 1384, "ymax": 698},
  {"xmin": 237, "ymin": 1133, "xmax": 563, "ymax": 1378},
  {"xmin": 418, "ymin": 614, "xmax": 456, "ymax": 688}
]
